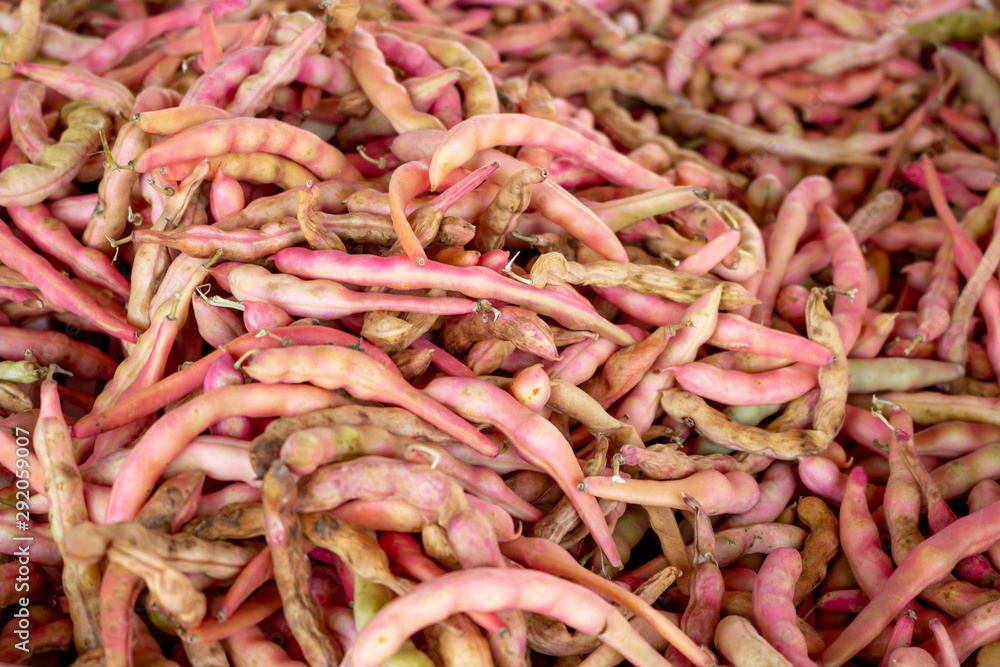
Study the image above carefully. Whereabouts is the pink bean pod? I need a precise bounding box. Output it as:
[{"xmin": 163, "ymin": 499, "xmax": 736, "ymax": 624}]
[
  {"xmin": 0, "ymin": 14, "xmax": 102, "ymax": 60},
  {"xmin": 227, "ymin": 263, "xmax": 482, "ymax": 320},
  {"xmin": 105, "ymin": 383, "xmax": 343, "ymax": 522},
  {"xmin": 615, "ymin": 287, "xmax": 721, "ymax": 433},
  {"xmin": 885, "ymin": 647, "xmax": 939, "ymax": 666},
  {"xmin": 968, "ymin": 480, "xmax": 1000, "ymax": 572},
  {"xmin": 753, "ymin": 548, "xmax": 812, "ymax": 666},
  {"xmin": 704, "ymin": 524, "xmax": 809, "ymax": 569},
  {"xmin": 89, "ymin": 294, "xmax": 195, "ymax": 460},
  {"xmin": 923, "ymin": 157, "xmax": 1000, "ymax": 376},
  {"xmin": 928, "ymin": 443, "xmax": 1000, "ymax": 502},
  {"xmin": 798, "ymin": 455, "xmax": 883, "ymax": 507},
  {"xmin": 915, "ymin": 238, "xmax": 958, "ymax": 345},
  {"xmin": 938, "ymin": 47, "xmax": 1000, "ymax": 147},
  {"xmin": 851, "ymin": 312, "xmax": 899, "ymax": 359},
  {"xmin": 666, "ymin": 494, "xmax": 724, "ymax": 667},
  {"xmin": 132, "ymin": 117, "xmax": 360, "ymax": 182},
  {"xmin": 222, "ymin": 624, "xmax": 305, "ymax": 667},
  {"xmin": 903, "ymin": 162, "xmax": 983, "ymax": 212},
  {"xmin": 202, "ymin": 352, "xmax": 253, "ymax": 440},
  {"xmin": 84, "ymin": 122, "xmax": 153, "ymax": 254},
  {"xmin": 918, "ymin": 595, "xmax": 1000, "ymax": 664},
  {"xmin": 546, "ymin": 335, "xmax": 622, "ymax": 385},
  {"xmin": 0, "ymin": 221, "xmax": 136, "ymax": 342},
  {"xmin": 667, "ymin": 3, "xmax": 787, "ymax": 92},
  {"xmin": 10, "ymin": 82, "xmax": 53, "ymax": 161},
  {"xmin": 274, "ymin": 248, "xmax": 633, "ymax": 344},
  {"xmin": 785, "ymin": 190, "xmax": 902, "ymax": 285},
  {"xmin": 180, "ymin": 47, "xmax": 270, "ymax": 108},
  {"xmin": 380, "ymin": 532, "xmax": 506, "ymax": 633},
  {"xmin": 209, "ymin": 170, "xmax": 245, "ymax": 222},
  {"xmin": 510, "ymin": 363, "xmax": 552, "ymax": 413},
  {"xmin": 821, "ymin": 499, "xmax": 1000, "ymax": 666},
  {"xmin": 71, "ymin": 0, "xmax": 248, "ymax": 74},
  {"xmin": 880, "ymin": 610, "xmax": 917, "ymax": 667},
  {"xmin": 375, "ymin": 33, "xmax": 463, "ymax": 129},
  {"xmin": 422, "ymin": 375, "xmax": 621, "ymax": 566},
  {"xmin": 580, "ymin": 469, "xmax": 760, "ymax": 516},
  {"xmin": 428, "ymin": 114, "xmax": 673, "ymax": 191},
  {"xmin": 751, "ymin": 176, "xmax": 834, "ymax": 327},
  {"xmin": 740, "ymin": 37, "xmax": 853, "ymax": 77},
  {"xmin": 672, "ymin": 360, "xmax": 818, "ymax": 406},
  {"xmin": 49, "ymin": 193, "xmax": 100, "ymax": 232},
  {"xmin": 583, "ymin": 325, "xmax": 672, "ymax": 408},
  {"xmin": 816, "ymin": 589, "xmax": 870, "ymax": 613},
  {"xmin": 241, "ymin": 345, "xmax": 498, "ymax": 459},
  {"xmin": 586, "ymin": 186, "xmax": 708, "ymax": 231},
  {"xmin": 74, "ymin": 325, "xmax": 395, "ymax": 440},
  {"xmin": 227, "ymin": 23, "xmax": 325, "ymax": 118},
  {"xmin": 395, "ymin": 131, "xmax": 629, "ymax": 262},
  {"xmin": 595, "ymin": 286, "xmax": 834, "ymax": 366},
  {"xmin": 11, "ymin": 62, "xmax": 135, "ymax": 122},
  {"xmin": 240, "ymin": 301, "xmax": 294, "ymax": 331},
  {"xmin": 675, "ymin": 229, "xmax": 741, "ymax": 276},
  {"xmin": 715, "ymin": 614, "xmax": 795, "ymax": 667},
  {"xmin": 8, "ymin": 204, "xmax": 130, "ymax": 299},
  {"xmin": 346, "ymin": 26, "xmax": 445, "ymax": 134},
  {"xmin": 719, "ymin": 461, "xmax": 796, "ymax": 529},
  {"xmin": 817, "ymin": 203, "xmax": 866, "ymax": 350},
  {"xmin": 805, "ymin": 31, "xmax": 905, "ymax": 77},
  {"xmin": 342, "ymin": 567, "xmax": 675, "ymax": 667}
]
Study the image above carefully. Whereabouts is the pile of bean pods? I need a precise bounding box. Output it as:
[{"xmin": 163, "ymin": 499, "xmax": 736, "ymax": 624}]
[{"xmin": 2, "ymin": 0, "xmax": 1000, "ymax": 665}]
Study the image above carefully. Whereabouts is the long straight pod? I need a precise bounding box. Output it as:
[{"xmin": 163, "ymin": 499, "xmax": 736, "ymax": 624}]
[{"xmin": 273, "ymin": 248, "xmax": 634, "ymax": 345}]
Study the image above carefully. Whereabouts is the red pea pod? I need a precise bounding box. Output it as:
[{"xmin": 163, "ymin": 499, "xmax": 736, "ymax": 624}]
[
  {"xmin": 192, "ymin": 294, "xmax": 247, "ymax": 348},
  {"xmin": 104, "ymin": 384, "xmax": 343, "ymax": 523},
  {"xmin": 203, "ymin": 352, "xmax": 253, "ymax": 440},
  {"xmin": 751, "ymin": 176, "xmax": 834, "ymax": 327},
  {"xmin": 227, "ymin": 263, "xmax": 484, "ymax": 320},
  {"xmin": 595, "ymin": 286, "xmax": 834, "ymax": 366},
  {"xmin": 240, "ymin": 345, "xmax": 498, "ymax": 459},
  {"xmin": 10, "ymin": 62, "xmax": 136, "ymax": 120},
  {"xmin": 753, "ymin": 548, "xmax": 812, "ymax": 667},
  {"xmin": 227, "ymin": 22, "xmax": 325, "ymax": 118},
  {"xmin": 397, "ymin": 135, "xmax": 630, "ymax": 264},
  {"xmin": 817, "ymin": 203, "xmax": 867, "ymax": 351},
  {"xmin": 71, "ymin": 0, "xmax": 249, "ymax": 75},
  {"xmin": 70, "ymin": 325, "xmax": 394, "ymax": 439},
  {"xmin": 89, "ymin": 295, "xmax": 190, "ymax": 462},
  {"xmin": 345, "ymin": 26, "xmax": 444, "ymax": 134},
  {"xmin": 0, "ymin": 221, "xmax": 136, "ymax": 342},
  {"xmin": 671, "ymin": 361, "xmax": 818, "ymax": 406},
  {"xmin": 379, "ymin": 533, "xmax": 507, "ymax": 635},
  {"xmin": 918, "ymin": 596, "xmax": 1000, "ymax": 664},
  {"xmin": 422, "ymin": 375, "xmax": 622, "ymax": 568},
  {"xmin": 0, "ymin": 103, "xmax": 110, "ymax": 208},
  {"xmin": 579, "ymin": 469, "xmax": 760, "ymax": 516},
  {"xmin": 7, "ymin": 204, "xmax": 130, "ymax": 299},
  {"xmin": 428, "ymin": 114, "xmax": 674, "ymax": 192},
  {"xmin": 665, "ymin": 494, "xmax": 724, "ymax": 667},
  {"xmin": 922, "ymin": 157, "xmax": 1000, "ymax": 376},
  {"xmin": 180, "ymin": 46, "xmax": 274, "ymax": 110},
  {"xmin": 914, "ymin": 238, "xmax": 958, "ymax": 346},
  {"xmin": 820, "ymin": 498, "xmax": 1000, "ymax": 666},
  {"xmin": 132, "ymin": 117, "xmax": 361, "ymax": 182},
  {"xmin": 0, "ymin": 327, "xmax": 115, "ymax": 380},
  {"xmin": 341, "ymin": 568, "xmax": 673, "ymax": 667},
  {"xmin": 273, "ymin": 248, "xmax": 633, "ymax": 345},
  {"xmin": 10, "ymin": 82, "xmax": 52, "ymax": 160}
]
